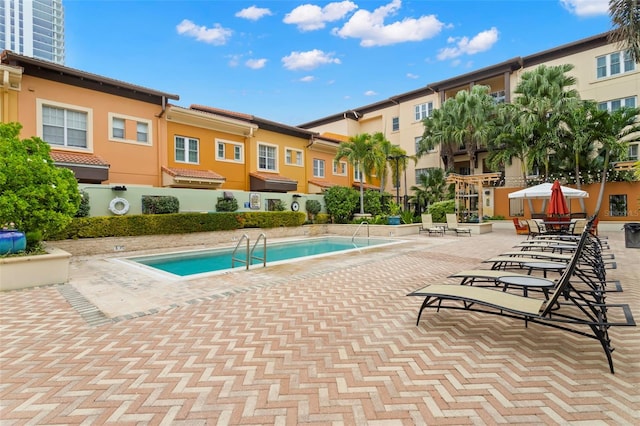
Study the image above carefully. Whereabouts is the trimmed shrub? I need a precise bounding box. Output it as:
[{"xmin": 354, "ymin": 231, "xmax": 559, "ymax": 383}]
[
  {"xmin": 324, "ymin": 186, "xmax": 359, "ymax": 223},
  {"xmin": 427, "ymin": 199, "xmax": 455, "ymax": 223},
  {"xmin": 141, "ymin": 195, "xmax": 179, "ymax": 214},
  {"xmin": 216, "ymin": 197, "xmax": 238, "ymax": 212},
  {"xmin": 75, "ymin": 190, "xmax": 91, "ymax": 217}
]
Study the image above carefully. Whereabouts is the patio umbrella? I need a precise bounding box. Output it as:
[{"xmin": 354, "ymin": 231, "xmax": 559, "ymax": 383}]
[{"xmin": 547, "ymin": 180, "xmax": 570, "ymax": 217}]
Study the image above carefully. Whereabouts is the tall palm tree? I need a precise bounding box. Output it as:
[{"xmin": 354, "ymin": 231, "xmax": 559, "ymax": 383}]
[
  {"xmin": 513, "ymin": 64, "xmax": 580, "ymax": 180},
  {"xmin": 418, "ymin": 102, "xmax": 458, "ymax": 171},
  {"xmin": 371, "ymin": 132, "xmax": 393, "ymax": 192},
  {"xmin": 609, "ymin": 0, "xmax": 640, "ymax": 63},
  {"xmin": 448, "ymin": 85, "xmax": 497, "ymax": 172},
  {"xmin": 334, "ymin": 133, "xmax": 380, "ymax": 215}
]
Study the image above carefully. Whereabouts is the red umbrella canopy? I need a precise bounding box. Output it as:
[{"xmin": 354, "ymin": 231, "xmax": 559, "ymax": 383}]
[{"xmin": 547, "ymin": 180, "xmax": 570, "ymax": 217}]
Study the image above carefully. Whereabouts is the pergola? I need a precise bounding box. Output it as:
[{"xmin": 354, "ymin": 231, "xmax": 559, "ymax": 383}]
[{"xmin": 446, "ymin": 172, "xmax": 502, "ymax": 222}]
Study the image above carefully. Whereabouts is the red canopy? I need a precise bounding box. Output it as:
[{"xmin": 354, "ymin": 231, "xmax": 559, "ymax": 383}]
[{"xmin": 547, "ymin": 180, "xmax": 570, "ymax": 217}]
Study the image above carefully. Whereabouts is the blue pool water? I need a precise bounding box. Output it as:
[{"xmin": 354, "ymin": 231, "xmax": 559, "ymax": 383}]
[{"xmin": 128, "ymin": 236, "xmax": 398, "ymax": 277}]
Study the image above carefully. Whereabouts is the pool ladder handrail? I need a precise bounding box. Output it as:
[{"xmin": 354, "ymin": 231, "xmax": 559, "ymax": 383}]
[
  {"xmin": 250, "ymin": 233, "xmax": 267, "ymax": 268},
  {"xmin": 352, "ymin": 221, "xmax": 369, "ymax": 242},
  {"xmin": 231, "ymin": 234, "xmax": 250, "ymax": 270},
  {"xmin": 231, "ymin": 233, "xmax": 267, "ymax": 270}
]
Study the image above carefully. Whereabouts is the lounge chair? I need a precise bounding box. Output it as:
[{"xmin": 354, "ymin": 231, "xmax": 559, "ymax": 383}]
[
  {"xmin": 408, "ymin": 229, "xmax": 636, "ymax": 373},
  {"xmin": 445, "ymin": 214, "xmax": 471, "ymax": 236},
  {"xmin": 419, "ymin": 214, "xmax": 444, "ymax": 236}
]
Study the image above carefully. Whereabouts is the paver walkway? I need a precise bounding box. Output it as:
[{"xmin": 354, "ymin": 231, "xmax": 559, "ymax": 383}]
[{"xmin": 1, "ymin": 229, "xmax": 639, "ymax": 425}]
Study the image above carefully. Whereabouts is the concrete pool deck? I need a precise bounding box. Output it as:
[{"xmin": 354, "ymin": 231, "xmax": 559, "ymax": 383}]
[{"xmin": 1, "ymin": 228, "xmax": 639, "ymax": 424}]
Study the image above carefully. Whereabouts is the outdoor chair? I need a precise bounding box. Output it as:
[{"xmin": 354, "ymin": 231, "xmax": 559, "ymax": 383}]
[
  {"xmin": 445, "ymin": 214, "xmax": 471, "ymax": 236},
  {"xmin": 512, "ymin": 218, "xmax": 529, "ymax": 235},
  {"xmin": 419, "ymin": 214, "xmax": 444, "ymax": 236},
  {"xmin": 407, "ymin": 229, "xmax": 636, "ymax": 373}
]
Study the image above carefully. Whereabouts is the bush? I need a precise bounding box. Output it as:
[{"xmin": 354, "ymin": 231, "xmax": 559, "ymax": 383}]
[
  {"xmin": 49, "ymin": 211, "xmax": 307, "ymax": 240},
  {"xmin": 305, "ymin": 199, "xmax": 321, "ymax": 217},
  {"xmin": 75, "ymin": 190, "xmax": 91, "ymax": 217},
  {"xmin": 427, "ymin": 199, "xmax": 455, "ymax": 223},
  {"xmin": 141, "ymin": 195, "xmax": 179, "ymax": 214},
  {"xmin": 362, "ymin": 190, "xmax": 384, "ymax": 216},
  {"xmin": 314, "ymin": 213, "xmax": 330, "ymax": 224},
  {"xmin": 270, "ymin": 200, "xmax": 287, "ymax": 211},
  {"xmin": 324, "ymin": 186, "xmax": 359, "ymax": 223},
  {"xmin": 216, "ymin": 197, "xmax": 238, "ymax": 212},
  {"xmin": 0, "ymin": 122, "xmax": 80, "ymax": 248}
]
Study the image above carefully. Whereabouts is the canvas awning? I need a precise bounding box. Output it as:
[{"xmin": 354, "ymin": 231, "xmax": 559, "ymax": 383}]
[{"xmin": 508, "ymin": 182, "xmax": 588, "ymax": 199}]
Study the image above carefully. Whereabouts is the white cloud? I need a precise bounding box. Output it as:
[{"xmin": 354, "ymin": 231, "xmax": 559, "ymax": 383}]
[
  {"xmin": 284, "ymin": 1, "xmax": 357, "ymax": 31},
  {"xmin": 437, "ymin": 27, "xmax": 499, "ymax": 60},
  {"xmin": 246, "ymin": 58, "xmax": 267, "ymax": 69},
  {"xmin": 300, "ymin": 76, "xmax": 315, "ymax": 82},
  {"xmin": 406, "ymin": 73, "xmax": 419, "ymax": 79},
  {"xmin": 282, "ymin": 49, "xmax": 341, "ymax": 71},
  {"xmin": 236, "ymin": 6, "xmax": 273, "ymax": 21},
  {"xmin": 364, "ymin": 90, "xmax": 377, "ymax": 96},
  {"xmin": 176, "ymin": 19, "xmax": 232, "ymax": 45},
  {"xmin": 227, "ymin": 54, "xmax": 242, "ymax": 67},
  {"xmin": 560, "ymin": 0, "xmax": 608, "ymax": 17},
  {"xmin": 333, "ymin": 0, "xmax": 445, "ymax": 47}
]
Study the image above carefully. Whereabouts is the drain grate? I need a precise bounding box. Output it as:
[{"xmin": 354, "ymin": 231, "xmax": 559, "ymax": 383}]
[{"xmin": 58, "ymin": 285, "xmax": 112, "ymax": 327}]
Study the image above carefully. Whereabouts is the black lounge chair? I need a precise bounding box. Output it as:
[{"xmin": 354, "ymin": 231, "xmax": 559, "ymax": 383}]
[{"xmin": 408, "ymin": 229, "xmax": 636, "ymax": 373}]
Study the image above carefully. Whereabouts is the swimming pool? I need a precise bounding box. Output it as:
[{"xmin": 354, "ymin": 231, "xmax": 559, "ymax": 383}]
[{"xmin": 123, "ymin": 236, "xmax": 401, "ymax": 278}]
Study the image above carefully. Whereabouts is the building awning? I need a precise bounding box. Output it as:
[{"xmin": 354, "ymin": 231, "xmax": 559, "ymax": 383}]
[
  {"xmin": 162, "ymin": 166, "xmax": 225, "ymax": 189},
  {"xmin": 49, "ymin": 150, "xmax": 110, "ymax": 184},
  {"xmin": 352, "ymin": 182, "xmax": 379, "ymax": 191},
  {"xmin": 250, "ymin": 172, "xmax": 298, "ymax": 193}
]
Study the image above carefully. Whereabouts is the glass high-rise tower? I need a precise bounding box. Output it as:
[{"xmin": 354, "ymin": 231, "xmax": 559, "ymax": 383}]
[{"xmin": 1, "ymin": 0, "xmax": 65, "ymax": 64}]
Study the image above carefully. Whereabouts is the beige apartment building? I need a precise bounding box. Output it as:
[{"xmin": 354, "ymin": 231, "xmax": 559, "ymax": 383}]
[{"xmin": 299, "ymin": 31, "xmax": 639, "ymax": 218}]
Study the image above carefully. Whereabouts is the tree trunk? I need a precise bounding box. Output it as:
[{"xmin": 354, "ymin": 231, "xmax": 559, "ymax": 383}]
[
  {"xmin": 574, "ymin": 150, "xmax": 585, "ymax": 212},
  {"xmin": 593, "ymin": 149, "xmax": 609, "ymax": 216}
]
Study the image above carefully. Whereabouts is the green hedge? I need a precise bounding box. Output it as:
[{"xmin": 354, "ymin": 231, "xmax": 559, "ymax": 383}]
[{"xmin": 49, "ymin": 211, "xmax": 307, "ymax": 240}]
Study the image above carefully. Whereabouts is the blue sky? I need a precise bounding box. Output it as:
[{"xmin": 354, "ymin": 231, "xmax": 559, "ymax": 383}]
[{"xmin": 64, "ymin": 0, "xmax": 612, "ymax": 125}]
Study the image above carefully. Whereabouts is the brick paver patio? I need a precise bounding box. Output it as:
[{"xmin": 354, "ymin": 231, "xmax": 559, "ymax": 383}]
[{"xmin": 1, "ymin": 229, "xmax": 638, "ymax": 424}]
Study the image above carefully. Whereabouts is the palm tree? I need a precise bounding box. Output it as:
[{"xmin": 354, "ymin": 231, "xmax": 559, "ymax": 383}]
[
  {"xmin": 512, "ymin": 64, "xmax": 580, "ymax": 180},
  {"xmin": 589, "ymin": 106, "xmax": 640, "ymax": 214},
  {"xmin": 609, "ymin": 0, "xmax": 640, "ymax": 63},
  {"xmin": 371, "ymin": 132, "xmax": 393, "ymax": 192},
  {"xmin": 418, "ymin": 102, "xmax": 459, "ymax": 171},
  {"xmin": 448, "ymin": 85, "xmax": 497, "ymax": 172},
  {"xmin": 409, "ymin": 168, "xmax": 448, "ymax": 214},
  {"xmin": 334, "ymin": 133, "xmax": 381, "ymax": 215}
]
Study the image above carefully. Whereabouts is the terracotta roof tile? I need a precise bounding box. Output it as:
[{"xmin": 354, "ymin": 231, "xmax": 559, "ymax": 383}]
[
  {"xmin": 250, "ymin": 172, "xmax": 297, "ymax": 184},
  {"xmin": 308, "ymin": 179, "xmax": 336, "ymax": 188},
  {"xmin": 190, "ymin": 105, "xmax": 253, "ymax": 121},
  {"xmin": 50, "ymin": 151, "xmax": 109, "ymax": 167},
  {"xmin": 162, "ymin": 166, "xmax": 225, "ymax": 180}
]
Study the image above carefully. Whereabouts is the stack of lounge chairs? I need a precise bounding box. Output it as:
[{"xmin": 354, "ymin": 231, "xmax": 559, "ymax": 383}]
[{"xmin": 407, "ymin": 216, "xmax": 635, "ymax": 373}]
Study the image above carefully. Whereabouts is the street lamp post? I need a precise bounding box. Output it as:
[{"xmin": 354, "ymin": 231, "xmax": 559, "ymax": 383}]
[{"xmin": 387, "ymin": 155, "xmax": 405, "ymax": 206}]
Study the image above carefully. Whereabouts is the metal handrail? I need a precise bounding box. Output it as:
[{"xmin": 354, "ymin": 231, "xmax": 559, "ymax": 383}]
[
  {"xmin": 231, "ymin": 234, "xmax": 250, "ymax": 270},
  {"xmin": 352, "ymin": 221, "xmax": 369, "ymax": 242},
  {"xmin": 250, "ymin": 233, "xmax": 267, "ymax": 268}
]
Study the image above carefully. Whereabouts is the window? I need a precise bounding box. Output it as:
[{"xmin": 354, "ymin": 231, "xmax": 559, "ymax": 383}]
[
  {"xmin": 392, "ymin": 117, "xmax": 399, "ymax": 132},
  {"xmin": 42, "ymin": 104, "xmax": 88, "ymax": 148},
  {"xmin": 596, "ymin": 50, "xmax": 636, "ymax": 79},
  {"xmin": 112, "ymin": 117, "xmax": 125, "ymax": 139},
  {"xmin": 137, "ymin": 122, "xmax": 148, "ymax": 143},
  {"xmin": 354, "ymin": 166, "xmax": 364, "ymax": 183},
  {"xmin": 108, "ymin": 113, "xmax": 152, "ymax": 145},
  {"xmin": 333, "ymin": 160, "xmax": 347, "ymax": 176},
  {"xmin": 175, "ymin": 136, "xmax": 199, "ymax": 164},
  {"xmin": 258, "ymin": 143, "xmax": 277, "ymax": 171},
  {"xmin": 215, "ymin": 139, "xmax": 244, "ymax": 163},
  {"xmin": 313, "ymin": 159, "xmax": 325, "ymax": 178},
  {"xmin": 490, "ymin": 90, "xmax": 506, "ymax": 104},
  {"xmin": 414, "ymin": 102, "xmax": 433, "ymax": 121},
  {"xmin": 598, "ymin": 96, "xmax": 636, "ymax": 112},
  {"xmin": 415, "ymin": 136, "xmax": 436, "ymax": 154},
  {"xmin": 609, "ymin": 194, "xmax": 627, "ymax": 217},
  {"xmin": 285, "ymin": 148, "xmax": 303, "ymax": 166},
  {"xmin": 629, "ymin": 143, "xmax": 638, "ymax": 160}
]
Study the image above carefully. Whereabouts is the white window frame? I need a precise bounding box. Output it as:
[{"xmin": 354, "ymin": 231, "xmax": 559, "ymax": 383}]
[
  {"xmin": 107, "ymin": 112, "xmax": 152, "ymax": 146},
  {"xmin": 414, "ymin": 102, "xmax": 433, "ymax": 121},
  {"xmin": 596, "ymin": 50, "xmax": 636, "ymax": 79},
  {"xmin": 215, "ymin": 139, "xmax": 244, "ymax": 163},
  {"xmin": 598, "ymin": 96, "xmax": 637, "ymax": 112},
  {"xmin": 175, "ymin": 135, "xmax": 199, "ymax": 164},
  {"xmin": 629, "ymin": 143, "xmax": 639, "ymax": 161},
  {"xmin": 258, "ymin": 142, "xmax": 278, "ymax": 172},
  {"xmin": 392, "ymin": 117, "xmax": 400, "ymax": 132},
  {"xmin": 313, "ymin": 158, "xmax": 325, "ymax": 178},
  {"xmin": 36, "ymin": 98, "xmax": 93, "ymax": 151},
  {"xmin": 285, "ymin": 148, "xmax": 304, "ymax": 166},
  {"xmin": 333, "ymin": 160, "xmax": 347, "ymax": 176},
  {"xmin": 354, "ymin": 166, "xmax": 365, "ymax": 183}
]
